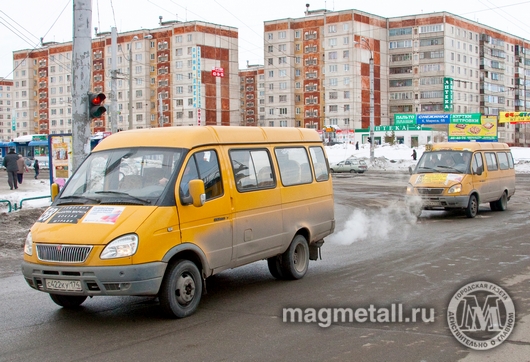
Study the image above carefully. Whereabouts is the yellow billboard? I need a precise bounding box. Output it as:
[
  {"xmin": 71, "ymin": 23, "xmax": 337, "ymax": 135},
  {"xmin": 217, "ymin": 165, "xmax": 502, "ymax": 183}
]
[
  {"xmin": 498, "ymin": 112, "xmax": 530, "ymax": 123},
  {"xmin": 448, "ymin": 116, "xmax": 497, "ymax": 141}
]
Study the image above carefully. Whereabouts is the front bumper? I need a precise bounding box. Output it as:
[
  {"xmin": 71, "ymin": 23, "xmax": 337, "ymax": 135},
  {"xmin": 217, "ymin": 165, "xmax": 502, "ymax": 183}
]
[
  {"xmin": 406, "ymin": 195, "xmax": 470, "ymax": 209},
  {"xmin": 21, "ymin": 261, "xmax": 167, "ymax": 296}
]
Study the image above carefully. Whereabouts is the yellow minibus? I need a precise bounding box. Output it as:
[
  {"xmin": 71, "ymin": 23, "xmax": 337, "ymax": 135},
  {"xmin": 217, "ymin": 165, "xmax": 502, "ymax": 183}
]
[
  {"xmin": 406, "ymin": 142, "xmax": 515, "ymax": 218},
  {"xmin": 22, "ymin": 126, "xmax": 335, "ymax": 318}
]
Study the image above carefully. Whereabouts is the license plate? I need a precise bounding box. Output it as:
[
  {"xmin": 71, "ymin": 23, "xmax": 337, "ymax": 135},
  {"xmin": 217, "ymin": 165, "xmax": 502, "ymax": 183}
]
[
  {"xmin": 45, "ymin": 279, "xmax": 82, "ymax": 291},
  {"xmin": 423, "ymin": 201, "xmax": 440, "ymax": 207}
]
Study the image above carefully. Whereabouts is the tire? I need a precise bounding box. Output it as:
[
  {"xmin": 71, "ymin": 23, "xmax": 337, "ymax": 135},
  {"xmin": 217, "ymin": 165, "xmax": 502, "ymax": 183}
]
[
  {"xmin": 330, "ymin": 169, "xmax": 335, "ymax": 173},
  {"xmin": 349, "ymin": 169, "xmax": 356, "ymax": 174},
  {"xmin": 267, "ymin": 256, "xmax": 284, "ymax": 279},
  {"xmin": 491, "ymin": 192, "xmax": 508, "ymax": 212},
  {"xmin": 465, "ymin": 194, "xmax": 478, "ymax": 218},
  {"xmin": 49, "ymin": 294, "xmax": 87, "ymax": 308},
  {"xmin": 159, "ymin": 259, "xmax": 202, "ymax": 318},
  {"xmin": 280, "ymin": 235, "xmax": 309, "ymax": 280}
]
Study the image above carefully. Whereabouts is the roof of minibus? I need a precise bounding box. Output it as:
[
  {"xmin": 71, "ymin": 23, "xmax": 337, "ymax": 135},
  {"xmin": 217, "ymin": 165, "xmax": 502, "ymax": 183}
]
[
  {"xmin": 93, "ymin": 126, "xmax": 323, "ymax": 151},
  {"xmin": 429, "ymin": 142, "xmax": 510, "ymax": 152}
]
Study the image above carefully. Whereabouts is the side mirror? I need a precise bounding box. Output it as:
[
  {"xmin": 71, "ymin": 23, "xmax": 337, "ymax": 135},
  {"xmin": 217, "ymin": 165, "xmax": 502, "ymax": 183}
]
[
  {"xmin": 408, "ymin": 166, "xmax": 413, "ymax": 175},
  {"xmin": 50, "ymin": 183, "xmax": 60, "ymax": 201},
  {"xmin": 475, "ymin": 166, "xmax": 483, "ymax": 176},
  {"xmin": 188, "ymin": 179, "xmax": 206, "ymax": 207}
]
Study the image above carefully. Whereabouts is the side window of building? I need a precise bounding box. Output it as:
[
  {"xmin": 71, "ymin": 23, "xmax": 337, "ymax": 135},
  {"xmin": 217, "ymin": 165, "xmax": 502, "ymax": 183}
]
[
  {"xmin": 179, "ymin": 150, "xmax": 222, "ymax": 204},
  {"xmin": 275, "ymin": 147, "xmax": 312, "ymax": 186},
  {"xmin": 310, "ymin": 146, "xmax": 329, "ymax": 181},
  {"xmin": 230, "ymin": 149, "xmax": 275, "ymax": 191},
  {"xmin": 497, "ymin": 152, "xmax": 509, "ymax": 170},
  {"xmin": 485, "ymin": 152, "xmax": 498, "ymax": 171},
  {"xmin": 471, "ymin": 152, "xmax": 484, "ymax": 174}
]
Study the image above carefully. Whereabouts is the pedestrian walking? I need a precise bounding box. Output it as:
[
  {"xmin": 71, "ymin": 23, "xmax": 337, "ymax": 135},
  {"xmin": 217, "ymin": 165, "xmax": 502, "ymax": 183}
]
[
  {"xmin": 355, "ymin": 141, "xmax": 359, "ymax": 150},
  {"xmin": 34, "ymin": 159, "xmax": 40, "ymax": 179},
  {"xmin": 16, "ymin": 154, "xmax": 29, "ymax": 184},
  {"xmin": 2, "ymin": 148, "xmax": 19, "ymax": 190},
  {"xmin": 411, "ymin": 149, "xmax": 417, "ymax": 161}
]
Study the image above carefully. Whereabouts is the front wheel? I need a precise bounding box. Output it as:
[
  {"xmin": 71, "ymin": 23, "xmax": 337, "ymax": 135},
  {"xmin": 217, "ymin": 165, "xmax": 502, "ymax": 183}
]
[
  {"xmin": 159, "ymin": 259, "xmax": 203, "ymax": 318},
  {"xmin": 280, "ymin": 235, "xmax": 310, "ymax": 280},
  {"xmin": 49, "ymin": 294, "xmax": 87, "ymax": 308},
  {"xmin": 465, "ymin": 194, "xmax": 478, "ymax": 218}
]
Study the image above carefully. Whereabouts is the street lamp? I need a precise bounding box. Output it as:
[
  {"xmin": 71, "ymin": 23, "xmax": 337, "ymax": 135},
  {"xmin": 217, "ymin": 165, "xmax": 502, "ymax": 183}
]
[
  {"xmin": 357, "ymin": 37, "xmax": 375, "ymax": 163},
  {"xmin": 128, "ymin": 36, "xmax": 138, "ymax": 130}
]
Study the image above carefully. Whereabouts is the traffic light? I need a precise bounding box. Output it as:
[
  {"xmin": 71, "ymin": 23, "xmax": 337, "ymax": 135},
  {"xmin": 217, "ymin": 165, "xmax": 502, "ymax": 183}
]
[{"xmin": 88, "ymin": 92, "xmax": 107, "ymax": 119}]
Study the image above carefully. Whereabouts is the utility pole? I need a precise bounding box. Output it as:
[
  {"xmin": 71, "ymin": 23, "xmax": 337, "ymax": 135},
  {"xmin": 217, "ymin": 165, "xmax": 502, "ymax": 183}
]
[
  {"xmin": 71, "ymin": 0, "xmax": 92, "ymax": 171},
  {"xmin": 128, "ymin": 43, "xmax": 133, "ymax": 130},
  {"xmin": 110, "ymin": 27, "xmax": 117, "ymax": 133}
]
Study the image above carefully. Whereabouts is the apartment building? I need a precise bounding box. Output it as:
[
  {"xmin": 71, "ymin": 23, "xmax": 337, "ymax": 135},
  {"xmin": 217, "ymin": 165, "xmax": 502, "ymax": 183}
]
[
  {"xmin": 11, "ymin": 20, "xmax": 240, "ymax": 136},
  {"xmin": 262, "ymin": 8, "xmax": 388, "ymax": 131},
  {"xmin": 255, "ymin": 7, "xmax": 530, "ymax": 145},
  {"xmin": 388, "ymin": 12, "xmax": 530, "ymax": 146},
  {"xmin": 239, "ymin": 63, "xmax": 265, "ymax": 126},
  {"xmin": 0, "ymin": 79, "xmax": 14, "ymax": 142}
]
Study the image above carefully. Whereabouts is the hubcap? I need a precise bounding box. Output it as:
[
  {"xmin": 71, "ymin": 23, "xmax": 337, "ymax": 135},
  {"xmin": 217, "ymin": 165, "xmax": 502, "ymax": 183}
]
[{"xmin": 175, "ymin": 273, "xmax": 195, "ymax": 305}]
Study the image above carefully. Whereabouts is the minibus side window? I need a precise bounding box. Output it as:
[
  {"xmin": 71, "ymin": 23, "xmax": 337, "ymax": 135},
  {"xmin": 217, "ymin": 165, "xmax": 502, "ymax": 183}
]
[
  {"xmin": 180, "ymin": 150, "xmax": 222, "ymax": 204},
  {"xmin": 485, "ymin": 152, "xmax": 498, "ymax": 171},
  {"xmin": 508, "ymin": 152, "xmax": 514, "ymax": 169},
  {"xmin": 472, "ymin": 153, "xmax": 484, "ymax": 175},
  {"xmin": 497, "ymin": 152, "xmax": 509, "ymax": 170},
  {"xmin": 229, "ymin": 149, "xmax": 275, "ymax": 191},
  {"xmin": 309, "ymin": 146, "xmax": 329, "ymax": 181},
  {"xmin": 275, "ymin": 147, "xmax": 311, "ymax": 186}
]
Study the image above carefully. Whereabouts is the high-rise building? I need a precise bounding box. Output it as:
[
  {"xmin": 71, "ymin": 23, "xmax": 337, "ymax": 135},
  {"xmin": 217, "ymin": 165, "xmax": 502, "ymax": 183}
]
[
  {"xmin": 12, "ymin": 20, "xmax": 240, "ymax": 136},
  {"xmin": 0, "ymin": 79, "xmax": 14, "ymax": 142},
  {"xmin": 239, "ymin": 63, "xmax": 264, "ymax": 126}
]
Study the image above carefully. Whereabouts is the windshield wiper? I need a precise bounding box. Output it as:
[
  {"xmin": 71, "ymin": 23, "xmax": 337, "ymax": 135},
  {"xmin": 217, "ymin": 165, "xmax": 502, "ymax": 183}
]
[
  {"xmin": 95, "ymin": 190, "xmax": 151, "ymax": 204},
  {"xmin": 436, "ymin": 165, "xmax": 463, "ymax": 173},
  {"xmin": 56, "ymin": 195, "xmax": 101, "ymax": 205}
]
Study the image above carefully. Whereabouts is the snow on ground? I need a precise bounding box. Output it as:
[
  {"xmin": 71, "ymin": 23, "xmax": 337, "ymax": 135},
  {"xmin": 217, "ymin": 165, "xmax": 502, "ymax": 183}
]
[{"xmin": 1, "ymin": 144, "xmax": 530, "ymax": 212}]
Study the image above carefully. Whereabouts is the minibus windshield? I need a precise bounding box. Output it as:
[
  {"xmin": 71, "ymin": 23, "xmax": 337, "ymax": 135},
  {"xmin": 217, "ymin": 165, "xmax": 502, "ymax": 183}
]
[
  {"xmin": 57, "ymin": 147, "xmax": 185, "ymax": 205},
  {"xmin": 415, "ymin": 150, "xmax": 472, "ymax": 174}
]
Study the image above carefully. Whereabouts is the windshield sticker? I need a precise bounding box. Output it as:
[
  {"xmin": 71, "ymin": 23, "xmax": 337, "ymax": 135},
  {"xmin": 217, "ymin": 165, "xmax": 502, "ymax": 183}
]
[
  {"xmin": 82, "ymin": 206, "xmax": 125, "ymax": 224},
  {"xmin": 47, "ymin": 206, "xmax": 92, "ymax": 224},
  {"xmin": 37, "ymin": 207, "xmax": 60, "ymax": 223},
  {"xmin": 415, "ymin": 173, "xmax": 463, "ymax": 185}
]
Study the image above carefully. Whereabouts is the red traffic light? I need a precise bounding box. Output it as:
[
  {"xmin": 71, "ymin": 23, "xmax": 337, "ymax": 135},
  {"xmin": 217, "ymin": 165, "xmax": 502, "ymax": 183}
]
[{"xmin": 88, "ymin": 92, "xmax": 107, "ymax": 119}]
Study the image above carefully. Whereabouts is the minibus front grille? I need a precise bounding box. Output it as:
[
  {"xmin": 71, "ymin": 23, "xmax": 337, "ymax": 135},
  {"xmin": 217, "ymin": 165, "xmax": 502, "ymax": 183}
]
[
  {"xmin": 36, "ymin": 244, "xmax": 92, "ymax": 263},
  {"xmin": 417, "ymin": 188, "xmax": 444, "ymax": 195}
]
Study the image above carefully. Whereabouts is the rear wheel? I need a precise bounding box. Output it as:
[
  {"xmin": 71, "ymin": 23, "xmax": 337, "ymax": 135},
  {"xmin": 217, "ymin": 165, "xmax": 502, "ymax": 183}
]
[
  {"xmin": 349, "ymin": 169, "xmax": 356, "ymax": 173},
  {"xmin": 49, "ymin": 294, "xmax": 87, "ymax": 308},
  {"xmin": 465, "ymin": 194, "xmax": 478, "ymax": 218},
  {"xmin": 490, "ymin": 192, "xmax": 507, "ymax": 211},
  {"xmin": 159, "ymin": 259, "xmax": 202, "ymax": 318},
  {"xmin": 267, "ymin": 256, "xmax": 284, "ymax": 279},
  {"xmin": 280, "ymin": 235, "xmax": 309, "ymax": 280}
]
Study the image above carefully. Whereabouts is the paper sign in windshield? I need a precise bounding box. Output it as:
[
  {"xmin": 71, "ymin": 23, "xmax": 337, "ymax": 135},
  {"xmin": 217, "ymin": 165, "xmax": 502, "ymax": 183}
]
[
  {"xmin": 82, "ymin": 206, "xmax": 125, "ymax": 224},
  {"xmin": 415, "ymin": 173, "xmax": 463, "ymax": 185}
]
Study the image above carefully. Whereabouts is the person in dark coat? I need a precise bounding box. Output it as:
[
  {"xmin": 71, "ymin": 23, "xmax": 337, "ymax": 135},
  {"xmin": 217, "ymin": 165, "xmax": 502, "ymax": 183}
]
[
  {"xmin": 355, "ymin": 141, "xmax": 359, "ymax": 150},
  {"xmin": 411, "ymin": 149, "xmax": 417, "ymax": 161},
  {"xmin": 2, "ymin": 148, "xmax": 19, "ymax": 190},
  {"xmin": 34, "ymin": 159, "xmax": 40, "ymax": 179}
]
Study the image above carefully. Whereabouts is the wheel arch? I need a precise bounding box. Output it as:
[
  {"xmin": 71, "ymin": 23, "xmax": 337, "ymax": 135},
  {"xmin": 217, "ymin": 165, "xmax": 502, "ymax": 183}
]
[{"xmin": 162, "ymin": 243, "xmax": 211, "ymax": 279}]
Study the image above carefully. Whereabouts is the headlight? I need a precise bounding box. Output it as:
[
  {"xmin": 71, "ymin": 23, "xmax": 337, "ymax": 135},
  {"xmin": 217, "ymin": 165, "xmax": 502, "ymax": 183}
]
[
  {"xmin": 24, "ymin": 232, "xmax": 33, "ymax": 256},
  {"xmin": 448, "ymin": 184, "xmax": 462, "ymax": 194},
  {"xmin": 101, "ymin": 234, "xmax": 139, "ymax": 259},
  {"xmin": 406, "ymin": 183, "xmax": 415, "ymax": 194}
]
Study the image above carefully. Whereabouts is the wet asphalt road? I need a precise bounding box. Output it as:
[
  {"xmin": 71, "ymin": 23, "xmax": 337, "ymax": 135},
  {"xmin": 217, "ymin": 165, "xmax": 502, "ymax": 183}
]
[{"xmin": 1, "ymin": 172, "xmax": 529, "ymax": 362}]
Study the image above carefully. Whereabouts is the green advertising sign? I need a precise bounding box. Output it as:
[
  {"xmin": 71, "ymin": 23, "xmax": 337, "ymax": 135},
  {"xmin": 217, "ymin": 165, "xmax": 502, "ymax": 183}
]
[
  {"xmin": 443, "ymin": 77, "xmax": 453, "ymax": 111},
  {"xmin": 394, "ymin": 114, "xmax": 416, "ymax": 125}
]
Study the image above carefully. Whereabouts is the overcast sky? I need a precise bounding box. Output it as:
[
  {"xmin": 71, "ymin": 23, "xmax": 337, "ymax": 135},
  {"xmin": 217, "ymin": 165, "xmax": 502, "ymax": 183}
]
[{"xmin": 1, "ymin": 0, "xmax": 530, "ymax": 79}]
